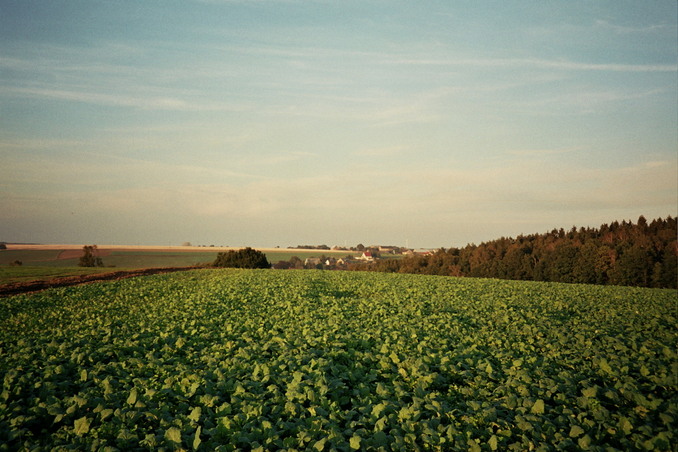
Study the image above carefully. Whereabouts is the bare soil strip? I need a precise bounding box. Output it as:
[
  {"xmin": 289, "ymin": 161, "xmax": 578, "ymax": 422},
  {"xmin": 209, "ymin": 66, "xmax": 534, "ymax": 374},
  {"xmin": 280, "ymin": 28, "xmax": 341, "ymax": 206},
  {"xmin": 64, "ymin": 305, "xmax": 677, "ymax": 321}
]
[{"xmin": 0, "ymin": 266, "xmax": 205, "ymax": 297}]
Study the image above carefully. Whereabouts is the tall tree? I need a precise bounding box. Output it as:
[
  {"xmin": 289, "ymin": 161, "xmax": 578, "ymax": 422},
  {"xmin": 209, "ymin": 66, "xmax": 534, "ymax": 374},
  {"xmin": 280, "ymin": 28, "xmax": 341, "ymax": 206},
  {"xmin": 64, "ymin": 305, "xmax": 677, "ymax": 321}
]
[
  {"xmin": 213, "ymin": 247, "xmax": 270, "ymax": 269},
  {"xmin": 79, "ymin": 245, "xmax": 104, "ymax": 267}
]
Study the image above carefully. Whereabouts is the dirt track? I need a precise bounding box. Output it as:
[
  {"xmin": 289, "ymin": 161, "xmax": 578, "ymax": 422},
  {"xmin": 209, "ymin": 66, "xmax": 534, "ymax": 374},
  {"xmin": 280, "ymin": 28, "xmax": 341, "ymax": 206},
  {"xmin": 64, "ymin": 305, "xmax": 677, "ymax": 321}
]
[{"xmin": 0, "ymin": 266, "xmax": 205, "ymax": 297}]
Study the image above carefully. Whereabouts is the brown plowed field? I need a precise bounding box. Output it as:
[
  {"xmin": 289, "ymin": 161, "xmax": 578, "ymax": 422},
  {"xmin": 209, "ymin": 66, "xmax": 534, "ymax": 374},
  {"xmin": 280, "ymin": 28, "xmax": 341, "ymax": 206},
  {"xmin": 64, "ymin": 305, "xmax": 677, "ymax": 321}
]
[
  {"xmin": 56, "ymin": 249, "xmax": 113, "ymax": 260},
  {"xmin": 0, "ymin": 266, "xmax": 205, "ymax": 297}
]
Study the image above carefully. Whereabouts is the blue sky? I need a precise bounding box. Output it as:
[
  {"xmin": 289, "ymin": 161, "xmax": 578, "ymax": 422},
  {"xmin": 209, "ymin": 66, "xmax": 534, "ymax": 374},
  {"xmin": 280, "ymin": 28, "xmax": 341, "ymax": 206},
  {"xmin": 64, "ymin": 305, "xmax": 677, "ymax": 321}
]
[{"xmin": 1, "ymin": 1, "xmax": 676, "ymax": 248}]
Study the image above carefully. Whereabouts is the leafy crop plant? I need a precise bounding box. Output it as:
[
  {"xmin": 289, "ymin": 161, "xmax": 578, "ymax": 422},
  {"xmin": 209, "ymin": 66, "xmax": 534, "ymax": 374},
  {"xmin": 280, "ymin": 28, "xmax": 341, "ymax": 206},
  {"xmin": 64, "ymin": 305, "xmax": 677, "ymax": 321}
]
[{"xmin": 0, "ymin": 270, "xmax": 675, "ymax": 450}]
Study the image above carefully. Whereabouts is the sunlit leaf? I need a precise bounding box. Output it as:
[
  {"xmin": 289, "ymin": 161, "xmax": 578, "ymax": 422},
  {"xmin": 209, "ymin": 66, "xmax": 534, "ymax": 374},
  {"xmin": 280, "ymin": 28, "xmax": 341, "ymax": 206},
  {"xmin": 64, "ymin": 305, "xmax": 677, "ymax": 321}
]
[
  {"xmin": 74, "ymin": 417, "xmax": 90, "ymax": 436},
  {"xmin": 313, "ymin": 437, "xmax": 327, "ymax": 451},
  {"xmin": 165, "ymin": 427, "xmax": 182, "ymax": 445},
  {"xmin": 488, "ymin": 434, "xmax": 498, "ymax": 451},
  {"xmin": 569, "ymin": 425, "xmax": 585, "ymax": 438},
  {"xmin": 127, "ymin": 388, "xmax": 137, "ymax": 406},
  {"xmin": 531, "ymin": 399, "xmax": 545, "ymax": 414},
  {"xmin": 193, "ymin": 426, "xmax": 202, "ymax": 450},
  {"xmin": 188, "ymin": 406, "xmax": 201, "ymax": 423}
]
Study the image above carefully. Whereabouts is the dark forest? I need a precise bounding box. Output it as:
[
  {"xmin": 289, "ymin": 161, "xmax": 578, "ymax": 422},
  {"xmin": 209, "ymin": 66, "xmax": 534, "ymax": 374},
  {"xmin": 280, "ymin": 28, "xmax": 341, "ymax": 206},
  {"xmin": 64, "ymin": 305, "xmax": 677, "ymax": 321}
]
[{"xmin": 354, "ymin": 216, "xmax": 677, "ymax": 288}]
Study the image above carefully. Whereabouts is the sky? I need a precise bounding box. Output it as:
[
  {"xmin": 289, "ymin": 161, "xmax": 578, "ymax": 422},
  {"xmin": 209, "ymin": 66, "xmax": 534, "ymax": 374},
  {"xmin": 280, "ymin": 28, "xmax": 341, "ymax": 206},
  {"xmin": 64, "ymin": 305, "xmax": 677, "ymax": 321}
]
[{"xmin": 1, "ymin": 1, "xmax": 676, "ymax": 249}]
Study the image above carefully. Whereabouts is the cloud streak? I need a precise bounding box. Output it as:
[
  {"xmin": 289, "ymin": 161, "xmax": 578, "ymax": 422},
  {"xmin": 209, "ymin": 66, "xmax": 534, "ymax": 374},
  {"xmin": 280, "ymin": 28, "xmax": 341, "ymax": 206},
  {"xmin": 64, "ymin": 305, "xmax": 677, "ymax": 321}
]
[
  {"xmin": 594, "ymin": 19, "xmax": 671, "ymax": 35},
  {"xmin": 387, "ymin": 57, "xmax": 677, "ymax": 73},
  {"xmin": 0, "ymin": 86, "xmax": 252, "ymax": 112}
]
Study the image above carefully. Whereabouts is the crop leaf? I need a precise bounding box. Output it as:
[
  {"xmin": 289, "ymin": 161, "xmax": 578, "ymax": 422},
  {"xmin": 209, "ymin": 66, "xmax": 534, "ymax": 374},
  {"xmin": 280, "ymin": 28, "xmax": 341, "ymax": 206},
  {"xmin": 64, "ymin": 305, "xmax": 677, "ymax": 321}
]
[
  {"xmin": 349, "ymin": 435, "xmax": 361, "ymax": 450},
  {"xmin": 100, "ymin": 408, "xmax": 114, "ymax": 421},
  {"xmin": 373, "ymin": 431, "xmax": 388, "ymax": 447},
  {"xmin": 188, "ymin": 406, "xmax": 202, "ymax": 423},
  {"xmin": 141, "ymin": 433, "xmax": 158, "ymax": 448},
  {"xmin": 313, "ymin": 437, "xmax": 327, "ymax": 451},
  {"xmin": 488, "ymin": 434, "xmax": 498, "ymax": 451},
  {"xmin": 389, "ymin": 351, "xmax": 400, "ymax": 364},
  {"xmin": 582, "ymin": 386, "xmax": 597, "ymax": 398},
  {"xmin": 372, "ymin": 402, "xmax": 387, "ymax": 418},
  {"xmin": 598, "ymin": 359, "xmax": 613, "ymax": 375},
  {"xmin": 578, "ymin": 434, "xmax": 592, "ymax": 449},
  {"xmin": 74, "ymin": 416, "xmax": 91, "ymax": 436},
  {"xmin": 102, "ymin": 378, "xmax": 113, "ymax": 395},
  {"xmin": 569, "ymin": 425, "xmax": 585, "ymax": 438},
  {"xmin": 619, "ymin": 416, "xmax": 633, "ymax": 435},
  {"xmin": 127, "ymin": 388, "xmax": 137, "ymax": 406},
  {"xmin": 531, "ymin": 399, "xmax": 545, "ymax": 414},
  {"xmin": 165, "ymin": 426, "xmax": 182, "ymax": 445},
  {"xmin": 467, "ymin": 439, "xmax": 481, "ymax": 452},
  {"xmin": 193, "ymin": 426, "xmax": 202, "ymax": 450}
]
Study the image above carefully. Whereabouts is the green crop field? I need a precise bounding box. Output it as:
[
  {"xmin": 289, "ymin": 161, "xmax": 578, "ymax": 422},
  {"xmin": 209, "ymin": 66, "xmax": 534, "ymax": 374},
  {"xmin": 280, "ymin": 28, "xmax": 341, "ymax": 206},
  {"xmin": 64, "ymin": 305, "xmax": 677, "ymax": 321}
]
[
  {"xmin": 0, "ymin": 270, "xmax": 675, "ymax": 451},
  {"xmin": 0, "ymin": 266, "xmax": 121, "ymax": 285}
]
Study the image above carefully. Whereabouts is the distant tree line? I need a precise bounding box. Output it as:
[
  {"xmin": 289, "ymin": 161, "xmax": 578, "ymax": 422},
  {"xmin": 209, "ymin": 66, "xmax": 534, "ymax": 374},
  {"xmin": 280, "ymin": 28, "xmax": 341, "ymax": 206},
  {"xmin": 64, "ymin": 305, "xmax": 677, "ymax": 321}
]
[
  {"xmin": 353, "ymin": 216, "xmax": 677, "ymax": 289},
  {"xmin": 288, "ymin": 245, "xmax": 331, "ymax": 250}
]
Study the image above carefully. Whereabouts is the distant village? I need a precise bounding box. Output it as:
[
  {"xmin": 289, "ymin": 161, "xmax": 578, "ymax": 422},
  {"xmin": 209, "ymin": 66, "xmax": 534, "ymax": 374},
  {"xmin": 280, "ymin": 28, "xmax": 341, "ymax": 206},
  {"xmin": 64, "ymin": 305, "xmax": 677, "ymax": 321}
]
[
  {"xmin": 279, "ymin": 244, "xmax": 433, "ymax": 270},
  {"xmin": 175, "ymin": 242, "xmax": 435, "ymax": 270}
]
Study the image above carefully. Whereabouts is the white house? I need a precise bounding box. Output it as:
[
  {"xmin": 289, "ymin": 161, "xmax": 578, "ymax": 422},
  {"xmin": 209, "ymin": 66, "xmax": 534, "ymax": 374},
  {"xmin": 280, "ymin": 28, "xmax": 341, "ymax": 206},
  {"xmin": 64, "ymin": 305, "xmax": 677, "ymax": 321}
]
[{"xmin": 357, "ymin": 251, "xmax": 374, "ymax": 261}]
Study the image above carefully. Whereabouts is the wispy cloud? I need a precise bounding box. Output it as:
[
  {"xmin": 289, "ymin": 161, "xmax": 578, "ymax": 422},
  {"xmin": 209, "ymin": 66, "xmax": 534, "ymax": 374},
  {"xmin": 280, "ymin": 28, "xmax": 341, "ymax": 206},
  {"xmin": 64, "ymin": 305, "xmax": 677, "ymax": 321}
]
[
  {"xmin": 529, "ymin": 59, "xmax": 677, "ymax": 73},
  {"xmin": 237, "ymin": 151, "xmax": 318, "ymax": 166},
  {"xmin": 594, "ymin": 19, "xmax": 670, "ymax": 35},
  {"xmin": 0, "ymin": 86, "xmax": 251, "ymax": 112},
  {"xmin": 0, "ymin": 138, "xmax": 90, "ymax": 150},
  {"xmin": 187, "ymin": 40, "xmax": 678, "ymax": 74},
  {"xmin": 3, "ymin": 147, "xmax": 264, "ymax": 189},
  {"xmin": 353, "ymin": 145, "xmax": 407, "ymax": 157},
  {"xmin": 506, "ymin": 146, "xmax": 585, "ymax": 157},
  {"xmin": 388, "ymin": 57, "xmax": 677, "ymax": 73},
  {"xmin": 508, "ymin": 87, "xmax": 672, "ymax": 115}
]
